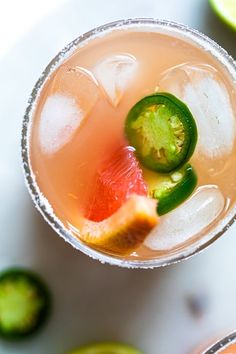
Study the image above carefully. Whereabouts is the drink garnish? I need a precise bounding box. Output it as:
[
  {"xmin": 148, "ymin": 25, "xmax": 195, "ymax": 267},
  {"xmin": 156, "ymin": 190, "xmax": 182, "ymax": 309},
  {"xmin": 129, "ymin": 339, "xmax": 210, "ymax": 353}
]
[
  {"xmin": 125, "ymin": 93, "xmax": 198, "ymax": 173},
  {"xmin": 86, "ymin": 146, "xmax": 148, "ymax": 222},
  {"xmin": 80, "ymin": 195, "xmax": 158, "ymax": 255},
  {"xmin": 144, "ymin": 164, "xmax": 197, "ymax": 215},
  {"xmin": 0, "ymin": 268, "xmax": 51, "ymax": 340},
  {"xmin": 80, "ymin": 146, "xmax": 158, "ymax": 254}
]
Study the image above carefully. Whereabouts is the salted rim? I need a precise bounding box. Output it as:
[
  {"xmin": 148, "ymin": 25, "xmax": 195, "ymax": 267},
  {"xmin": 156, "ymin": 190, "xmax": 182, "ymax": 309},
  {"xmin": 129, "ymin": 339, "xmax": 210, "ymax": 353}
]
[
  {"xmin": 203, "ymin": 330, "xmax": 236, "ymax": 353},
  {"xmin": 21, "ymin": 18, "xmax": 236, "ymax": 269}
]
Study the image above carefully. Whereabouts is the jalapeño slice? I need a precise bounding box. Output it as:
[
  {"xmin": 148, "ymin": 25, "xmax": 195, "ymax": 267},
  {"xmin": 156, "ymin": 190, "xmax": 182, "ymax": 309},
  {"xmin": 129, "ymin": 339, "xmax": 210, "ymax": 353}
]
[
  {"xmin": 0, "ymin": 268, "xmax": 51, "ymax": 340},
  {"xmin": 144, "ymin": 164, "xmax": 197, "ymax": 215},
  {"xmin": 125, "ymin": 93, "xmax": 198, "ymax": 173}
]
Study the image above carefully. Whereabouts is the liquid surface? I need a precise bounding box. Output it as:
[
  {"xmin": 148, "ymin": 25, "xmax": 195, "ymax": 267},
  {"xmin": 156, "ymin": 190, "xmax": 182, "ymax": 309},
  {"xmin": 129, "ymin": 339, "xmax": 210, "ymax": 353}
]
[
  {"xmin": 30, "ymin": 29, "xmax": 236, "ymax": 260},
  {"xmin": 220, "ymin": 342, "xmax": 236, "ymax": 353}
]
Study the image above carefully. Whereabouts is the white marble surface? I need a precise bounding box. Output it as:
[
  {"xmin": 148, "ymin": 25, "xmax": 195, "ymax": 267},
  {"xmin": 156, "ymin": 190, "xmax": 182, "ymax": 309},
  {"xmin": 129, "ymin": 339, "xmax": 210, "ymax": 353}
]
[{"xmin": 0, "ymin": 0, "xmax": 236, "ymax": 353}]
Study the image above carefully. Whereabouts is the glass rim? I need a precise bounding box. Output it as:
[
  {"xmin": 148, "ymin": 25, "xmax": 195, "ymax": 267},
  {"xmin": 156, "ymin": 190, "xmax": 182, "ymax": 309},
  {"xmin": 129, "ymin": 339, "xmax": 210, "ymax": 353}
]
[
  {"xmin": 203, "ymin": 330, "xmax": 236, "ymax": 353},
  {"xmin": 21, "ymin": 17, "xmax": 236, "ymax": 269}
]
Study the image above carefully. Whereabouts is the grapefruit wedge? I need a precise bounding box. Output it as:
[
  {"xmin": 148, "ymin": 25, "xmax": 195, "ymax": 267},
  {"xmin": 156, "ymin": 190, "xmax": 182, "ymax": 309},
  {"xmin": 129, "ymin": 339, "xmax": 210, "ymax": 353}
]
[
  {"xmin": 79, "ymin": 194, "xmax": 158, "ymax": 255},
  {"xmin": 85, "ymin": 146, "xmax": 148, "ymax": 222}
]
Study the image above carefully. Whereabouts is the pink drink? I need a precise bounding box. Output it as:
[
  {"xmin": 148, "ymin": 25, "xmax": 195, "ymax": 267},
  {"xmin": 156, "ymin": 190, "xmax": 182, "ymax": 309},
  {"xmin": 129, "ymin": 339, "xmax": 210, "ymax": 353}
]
[{"xmin": 24, "ymin": 20, "xmax": 236, "ymax": 266}]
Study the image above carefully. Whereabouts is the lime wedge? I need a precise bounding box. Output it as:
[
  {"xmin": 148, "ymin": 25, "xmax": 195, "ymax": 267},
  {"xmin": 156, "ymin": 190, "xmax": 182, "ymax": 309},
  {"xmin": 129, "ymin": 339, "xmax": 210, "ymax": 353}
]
[
  {"xmin": 209, "ymin": 0, "xmax": 236, "ymax": 31},
  {"xmin": 68, "ymin": 342, "xmax": 144, "ymax": 354}
]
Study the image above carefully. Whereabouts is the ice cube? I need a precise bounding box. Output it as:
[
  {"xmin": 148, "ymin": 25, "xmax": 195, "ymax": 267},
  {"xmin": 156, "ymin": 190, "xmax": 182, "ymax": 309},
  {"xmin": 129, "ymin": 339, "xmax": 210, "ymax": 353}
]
[
  {"xmin": 39, "ymin": 94, "xmax": 82, "ymax": 154},
  {"xmin": 92, "ymin": 53, "xmax": 138, "ymax": 107},
  {"xmin": 50, "ymin": 65, "xmax": 99, "ymax": 115},
  {"xmin": 144, "ymin": 185, "xmax": 225, "ymax": 250},
  {"xmin": 159, "ymin": 63, "xmax": 236, "ymax": 159},
  {"xmin": 38, "ymin": 65, "xmax": 99, "ymax": 155}
]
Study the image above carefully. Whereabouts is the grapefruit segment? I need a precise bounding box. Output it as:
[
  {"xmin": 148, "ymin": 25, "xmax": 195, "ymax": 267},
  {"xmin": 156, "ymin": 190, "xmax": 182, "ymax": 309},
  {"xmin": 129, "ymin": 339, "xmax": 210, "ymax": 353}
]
[
  {"xmin": 86, "ymin": 146, "xmax": 148, "ymax": 222},
  {"xmin": 80, "ymin": 195, "xmax": 158, "ymax": 254}
]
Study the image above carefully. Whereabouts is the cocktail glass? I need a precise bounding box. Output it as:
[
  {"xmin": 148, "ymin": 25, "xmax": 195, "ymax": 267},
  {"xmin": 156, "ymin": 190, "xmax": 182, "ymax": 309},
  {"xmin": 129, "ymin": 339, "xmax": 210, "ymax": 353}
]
[
  {"xmin": 21, "ymin": 18, "xmax": 236, "ymax": 268},
  {"xmin": 202, "ymin": 331, "xmax": 236, "ymax": 353}
]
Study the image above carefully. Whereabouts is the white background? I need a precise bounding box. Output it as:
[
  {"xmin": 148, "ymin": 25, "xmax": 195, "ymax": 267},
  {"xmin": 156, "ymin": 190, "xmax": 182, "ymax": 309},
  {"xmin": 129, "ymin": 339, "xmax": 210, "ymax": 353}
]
[{"xmin": 0, "ymin": 0, "xmax": 236, "ymax": 353}]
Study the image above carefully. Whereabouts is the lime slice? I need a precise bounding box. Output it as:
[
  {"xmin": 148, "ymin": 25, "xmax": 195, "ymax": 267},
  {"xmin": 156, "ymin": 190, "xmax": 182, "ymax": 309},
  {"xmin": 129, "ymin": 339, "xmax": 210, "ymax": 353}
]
[
  {"xmin": 209, "ymin": 0, "xmax": 236, "ymax": 31},
  {"xmin": 0, "ymin": 268, "xmax": 51, "ymax": 340},
  {"xmin": 68, "ymin": 342, "xmax": 144, "ymax": 354}
]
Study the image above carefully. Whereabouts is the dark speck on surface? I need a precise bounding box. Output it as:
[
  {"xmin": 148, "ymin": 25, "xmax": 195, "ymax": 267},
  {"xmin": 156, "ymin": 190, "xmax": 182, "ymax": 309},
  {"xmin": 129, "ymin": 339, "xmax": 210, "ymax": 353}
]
[{"xmin": 186, "ymin": 292, "xmax": 209, "ymax": 319}]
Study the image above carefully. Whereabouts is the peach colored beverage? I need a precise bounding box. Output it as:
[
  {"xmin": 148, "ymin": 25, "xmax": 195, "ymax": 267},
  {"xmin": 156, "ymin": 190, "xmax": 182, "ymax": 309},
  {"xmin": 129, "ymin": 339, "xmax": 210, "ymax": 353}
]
[
  {"xmin": 221, "ymin": 343, "xmax": 236, "ymax": 353},
  {"xmin": 201, "ymin": 332, "xmax": 236, "ymax": 354},
  {"xmin": 29, "ymin": 24, "xmax": 236, "ymax": 260}
]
